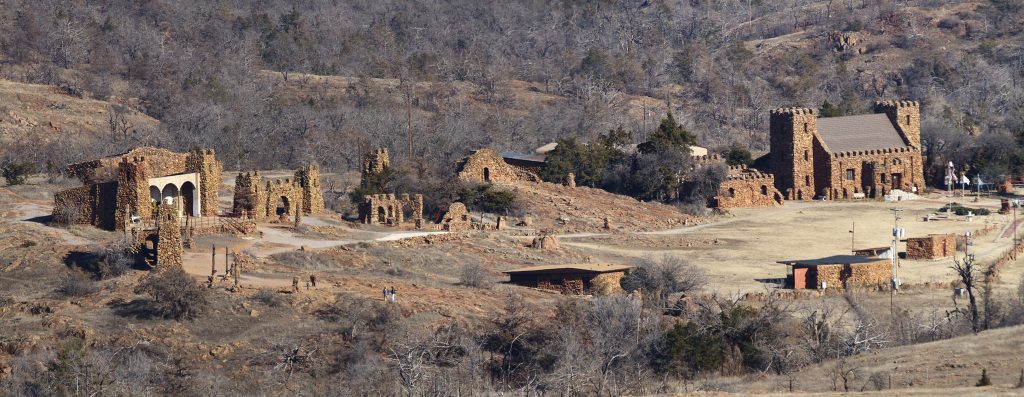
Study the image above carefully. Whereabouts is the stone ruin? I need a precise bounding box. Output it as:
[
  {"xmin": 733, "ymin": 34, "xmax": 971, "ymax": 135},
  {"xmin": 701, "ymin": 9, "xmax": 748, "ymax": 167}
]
[
  {"xmin": 54, "ymin": 147, "xmax": 222, "ymax": 230},
  {"xmin": 713, "ymin": 165, "xmax": 785, "ymax": 209},
  {"xmin": 154, "ymin": 201, "xmax": 183, "ymax": 269},
  {"xmin": 906, "ymin": 234, "xmax": 956, "ymax": 260},
  {"xmin": 358, "ymin": 193, "xmax": 425, "ymax": 227},
  {"xmin": 231, "ymin": 166, "xmax": 323, "ymax": 221},
  {"xmin": 531, "ymin": 234, "xmax": 559, "ymax": 250},
  {"xmin": 438, "ymin": 202, "xmax": 471, "ymax": 231},
  {"xmin": 456, "ymin": 148, "xmax": 540, "ymax": 184}
]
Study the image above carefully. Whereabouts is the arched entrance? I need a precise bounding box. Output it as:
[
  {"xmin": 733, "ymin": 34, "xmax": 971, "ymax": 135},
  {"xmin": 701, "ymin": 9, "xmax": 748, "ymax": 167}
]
[
  {"xmin": 181, "ymin": 182, "xmax": 196, "ymax": 217},
  {"xmin": 377, "ymin": 206, "xmax": 386, "ymax": 223},
  {"xmin": 483, "ymin": 167, "xmax": 491, "ymax": 182},
  {"xmin": 161, "ymin": 183, "xmax": 179, "ymax": 204},
  {"xmin": 276, "ymin": 196, "xmax": 290, "ymax": 216}
]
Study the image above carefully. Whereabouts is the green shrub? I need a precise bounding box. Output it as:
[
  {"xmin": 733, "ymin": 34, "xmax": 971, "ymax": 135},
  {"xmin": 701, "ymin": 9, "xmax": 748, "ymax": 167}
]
[
  {"xmin": 977, "ymin": 368, "xmax": 992, "ymax": 386},
  {"xmin": 2, "ymin": 160, "xmax": 35, "ymax": 185},
  {"xmin": 457, "ymin": 184, "xmax": 517, "ymax": 214},
  {"xmin": 942, "ymin": 203, "xmax": 991, "ymax": 216}
]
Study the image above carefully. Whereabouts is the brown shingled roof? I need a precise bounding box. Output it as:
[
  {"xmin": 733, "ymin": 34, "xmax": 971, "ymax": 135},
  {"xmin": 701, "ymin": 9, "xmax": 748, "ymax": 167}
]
[{"xmin": 816, "ymin": 113, "xmax": 908, "ymax": 153}]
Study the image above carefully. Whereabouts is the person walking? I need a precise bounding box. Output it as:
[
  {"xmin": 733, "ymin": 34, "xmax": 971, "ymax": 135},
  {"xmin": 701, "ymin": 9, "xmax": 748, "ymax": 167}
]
[
  {"xmin": 389, "ymin": 286, "xmax": 396, "ymax": 303},
  {"xmin": 309, "ymin": 274, "xmax": 317, "ymax": 288},
  {"xmin": 292, "ymin": 276, "xmax": 299, "ymax": 292},
  {"xmin": 383, "ymin": 287, "xmax": 389, "ymax": 301}
]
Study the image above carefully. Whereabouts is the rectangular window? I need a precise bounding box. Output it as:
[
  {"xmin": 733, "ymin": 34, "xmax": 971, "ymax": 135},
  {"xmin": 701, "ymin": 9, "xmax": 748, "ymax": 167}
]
[
  {"xmin": 846, "ymin": 169, "xmax": 855, "ymax": 181},
  {"xmin": 803, "ymin": 150, "xmax": 809, "ymax": 161},
  {"xmin": 805, "ymin": 175, "xmax": 810, "ymax": 186}
]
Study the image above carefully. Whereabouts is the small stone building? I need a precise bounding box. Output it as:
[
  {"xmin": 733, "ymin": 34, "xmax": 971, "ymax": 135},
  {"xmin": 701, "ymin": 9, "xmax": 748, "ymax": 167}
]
[
  {"xmin": 456, "ymin": 149, "xmax": 540, "ymax": 184},
  {"xmin": 779, "ymin": 255, "xmax": 891, "ymax": 289},
  {"xmin": 232, "ymin": 170, "xmax": 321, "ymax": 221},
  {"xmin": 438, "ymin": 202, "xmax": 471, "ymax": 231},
  {"xmin": 905, "ymin": 234, "xmax": 956, "ymax": 259},
  {"xmin": 53, "ymin": 147, "xmax": 222, "ymax": 230},
  {"xmin": 764, "ymin": 100, "xmax": 925, "ymax": 200},
  {"xmin": 504, "ymin": 264, "xmax": 632, "ymax": 295},
  {"xmin": 358, "ymin": 193, "xmax": 424, "ymax": 226},
  {"xmin": 712, "ymin": 165, "xmax": 785, "ymax": 209}
]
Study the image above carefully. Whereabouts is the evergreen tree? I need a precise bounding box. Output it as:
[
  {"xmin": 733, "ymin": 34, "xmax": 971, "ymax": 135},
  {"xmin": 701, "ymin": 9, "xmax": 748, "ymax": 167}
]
[{"xmin": 638, "ymin": 113, "xmax": 696, "ymax": 154}]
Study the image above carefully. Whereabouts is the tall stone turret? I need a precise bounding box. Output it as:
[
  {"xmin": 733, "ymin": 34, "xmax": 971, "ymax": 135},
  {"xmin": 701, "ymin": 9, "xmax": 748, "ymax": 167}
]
[
  {"xmin": 874, "ymin": 100, "xmax": 921, "ymax": 149},
  {"xmin": 295, "ymin": 164, "xmax": 324, "ymax": 214},
  {"xmin": 186, "ymin": 149, "xmax": 223, "ymax": 216},
  {"xmin": 232, "ymin": 171, "xmax": 264, "ymax": 216},
  {"xmin": 114, "ymin": 157, "xmax": 150, "ymax": 230},
  {"xmin": 361, "ymin": 148, "xmax": 390, "ymax": 184},
  {"xmin": 769, "ymin": 108, "xmax": 818, "ymax": 200},
  {"xmin": 156, "ymin": 201, "xmax": 183, "ymax": 270}
]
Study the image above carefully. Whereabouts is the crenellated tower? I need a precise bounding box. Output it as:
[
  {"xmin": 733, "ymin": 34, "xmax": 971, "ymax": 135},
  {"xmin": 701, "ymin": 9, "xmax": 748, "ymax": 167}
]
[
  {"xmin": 874, "ymin": 100, "xmax": 920, "ymax": 149},
  {"xmin": 769, "ymin": 107, "xmax": 818, "ymax": 200},
  {"xmin": 295, "ymin": 164, "xmax": 324, "ymax": 214}
]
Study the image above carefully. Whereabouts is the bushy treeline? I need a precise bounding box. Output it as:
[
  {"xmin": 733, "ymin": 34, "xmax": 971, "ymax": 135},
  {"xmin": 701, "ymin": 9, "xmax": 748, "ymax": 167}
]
[
  {"xmin": 541, "ymin": 114, "xmax": 727, "ymax": 209},
  {"xmin": 0, "ymin": 1, "xmax": 1021, "ymax": 190}
]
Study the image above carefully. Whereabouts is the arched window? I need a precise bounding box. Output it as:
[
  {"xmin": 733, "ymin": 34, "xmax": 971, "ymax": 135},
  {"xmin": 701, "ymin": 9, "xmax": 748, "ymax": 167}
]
[
  {"xmin": 760, "ymin": 185, "xmax": 768, "ymax": 195},
  {"xmin": 804, "ymin": 175, "xmax": 810, "ymax": 186},
  {"xmin": 728, "ymin": 187, "xmax": 735, "ymax": 198},
  {"xmin": 483, "ymin": 167, "xmax": 491, "ymax": 182}
]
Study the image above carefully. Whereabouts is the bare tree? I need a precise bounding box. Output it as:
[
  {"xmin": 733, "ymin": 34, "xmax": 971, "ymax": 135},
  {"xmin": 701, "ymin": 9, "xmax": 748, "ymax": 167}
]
[{"xmin": 951, "ymin": 254, "xmax": 981, "ymax": 333}]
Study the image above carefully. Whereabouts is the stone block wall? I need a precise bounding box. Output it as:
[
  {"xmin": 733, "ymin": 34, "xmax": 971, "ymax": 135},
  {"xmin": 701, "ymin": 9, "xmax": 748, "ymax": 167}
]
[
  {"xmin": 811, "ymin": 260, "xmax": 891, "ymax": 289},
  {"xmin": 589, "ymin": 272, "xmax": 626, "ymax": 295},
  {"xmin": 67, "ymin": 147, "xmax": 189, "ymax": 184},
  {"xmin": 456, "ymin": 149, "xmax": 539, "ymax": 184},
  {"xmin": 906, "ymin": 234, "xmax": 956, "ymax": 259},
  {"xmin": 713, "ymin": 166, "xmax": 785, "ymax": 208},
  {"xmin": 824, "ymin": 147, "xmax": 924, "ymax": 199}
]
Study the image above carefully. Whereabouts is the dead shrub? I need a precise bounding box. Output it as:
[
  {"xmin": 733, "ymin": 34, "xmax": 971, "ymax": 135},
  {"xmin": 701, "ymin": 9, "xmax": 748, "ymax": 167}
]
[
  {"xmin": 57, "ymin": 272, "xmax": 100, "ymax": 297},
  {"xmin": 459, "ymin": 263, "xmax": 488, "ymax": 288},
  {"xmin": 253, "ymin": 288, "xmax": 289, "ymax": 308},
  {"xmin": 134, "ymin": 268, "xmax": 209, "ymax": 320}
]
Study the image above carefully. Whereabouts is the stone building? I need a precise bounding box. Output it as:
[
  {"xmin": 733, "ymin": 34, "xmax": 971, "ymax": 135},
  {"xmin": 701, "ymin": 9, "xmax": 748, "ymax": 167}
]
[
  {"xmin": 764, "ymin": 100, "xmax": 925, "ymax": 200},
  {"xmin": 779, "ymin": 255, "xmax": 891, "ymax": 289},
  {"xmin": 361, "ymin": 148, "xmax": 390, "ymax": 181},
  {"xmin": 231, "ymin": 170, "xmax": 319, "ymax": 221},
  {"xmin": 53, "ymin": 147, "xmax": 223, "ymax": 230},
  {"xmin": 504, "ymin": 264, "xmax": 633, "ymax": 295},
  {"xmin": 456, "ymin": 149, "xmax": 540, "ymax": 184},
  {"xmin": 438, "ymin": 202, "xmax": 471, "ymax": 231},
  {"xmin": 358, "ymin": 193, "xmax": 424, "ymax": 226},
  {"xmin": 712, "ymin": 165, "xmax": 785, "ymax": 209},
  {"xmin": 905, "ymin": 234, "xmax": 956, "ymax": 259}
]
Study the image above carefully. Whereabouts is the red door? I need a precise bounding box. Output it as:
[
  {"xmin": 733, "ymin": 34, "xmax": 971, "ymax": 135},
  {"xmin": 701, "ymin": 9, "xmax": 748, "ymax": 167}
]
[{"xmin": 793, "ymin": 268, "xmax": 808, "ymax": 289}]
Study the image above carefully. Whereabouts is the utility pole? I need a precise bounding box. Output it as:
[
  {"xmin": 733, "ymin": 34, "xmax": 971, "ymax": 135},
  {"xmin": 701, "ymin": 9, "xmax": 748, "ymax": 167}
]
[
  {"xmin": 849, "ymin": 221, "xmax": 855, "ymax": 253},
  {"xmin": 890, "ymin": 208, "xmax": 904, "ymax": 321}
]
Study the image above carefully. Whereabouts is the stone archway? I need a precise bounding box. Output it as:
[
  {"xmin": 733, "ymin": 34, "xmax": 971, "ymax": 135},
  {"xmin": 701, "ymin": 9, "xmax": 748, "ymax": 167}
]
[
  {"xmin": 181, "ymin": 182, "xmax": 197, "ymax": 217},
  {"xmin": 483, "ymin": 167, "xmax": 491, "ymax": 182},
  {"xmin": 276, "ymin": 196, "xmax": 290, "ymax": 216},
  {"xmin": 377, "ymin": 206, "xmax": 386, "ymax": 223},
  {"xmin": 161, "ymin": 183, "xmax": 179, "ymax": 204}
]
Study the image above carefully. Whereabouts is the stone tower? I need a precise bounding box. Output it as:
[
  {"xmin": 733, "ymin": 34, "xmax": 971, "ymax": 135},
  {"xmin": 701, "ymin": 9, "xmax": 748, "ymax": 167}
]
[
  {"xmin": 156, "ymin": 202, "xmax": 183, "ymax": 270},
  {"xmin": 874, "ymin": 100, "xmax": 921, "ymax": 149},
  {"xmin": 114, "ymin": 157, "xmax": 150, "ymax": 230},
  {"xmin": 295, "ymin": 164, "xmax": 324, "ymax": 214},
  {"xmin": 232, "ymin": 171, "xmax": 264, "ymax": 216},
  {"xmin": 361, "ymin": 148, "xmax": 390, "ymax": 182},
  {"xmin": 186, "ymin": 149, "xmax": 223, "ymax": 216},
  {"xmin": 769, "ymin": 108, "xmax": 817, "ymax": 200}
]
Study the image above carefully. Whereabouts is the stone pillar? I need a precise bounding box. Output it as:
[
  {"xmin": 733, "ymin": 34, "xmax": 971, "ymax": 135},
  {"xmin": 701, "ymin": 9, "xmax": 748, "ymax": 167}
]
[{"xmin": 156, "ymin": 202, "xmax": 183, "ymax": 270}]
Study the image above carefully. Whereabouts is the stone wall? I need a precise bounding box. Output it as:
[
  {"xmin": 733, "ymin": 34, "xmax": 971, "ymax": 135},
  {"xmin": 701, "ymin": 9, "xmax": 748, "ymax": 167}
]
[
  {"xmin": 114, "ymin": 158, "xmax": 150, "ymax": 230},
  {"xmin": 713, "ymin": 166, "xmax": 784, "ymax": 208},
  {"xmin": 295, "ymin": 164, "xmax": 324, "ymax": 214},
  {"xmin": 812, "ymin": 260, "xmax": 891, "ymax": 289},
  {"xmin": 590, "ymin": 271, "xmax": 626, "ymax": 295},
  {"xmin": 361, "ymin": 148, "xmax": 390, "ymax": 182},
  {"xmin": 456, "ymin": 149, "xmax": 540, "ymax": 184},
  {"xmin": 823, "ymin": 147, "xmax": 924, "ymax": 199},
  {"xmin": 67, "ymin": 147, "xmax": 189, "ymax": 184},
  {"xmin": 874, "ymin": 100, "xmax": 921, "ymax": 149},
  {"xmin": 906, "ymin": 234, "xmax": 956, "ymax": 259}
]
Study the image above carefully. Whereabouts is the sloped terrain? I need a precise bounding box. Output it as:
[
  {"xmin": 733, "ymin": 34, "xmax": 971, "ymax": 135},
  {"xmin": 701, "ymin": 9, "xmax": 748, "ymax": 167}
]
[
  {"xmin": 0, "ymin": 79, "xmax": 159, "ymax": 146},
  {"xmin": 504, "ymin": 181, "xmax": 695, "ymax": 233}
]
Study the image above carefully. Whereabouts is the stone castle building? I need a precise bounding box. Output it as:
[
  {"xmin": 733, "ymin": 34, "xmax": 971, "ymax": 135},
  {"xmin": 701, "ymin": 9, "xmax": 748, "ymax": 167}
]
[
  {"xmin": 765, "ymin": 100, "xmax": 925, "ymax": 200},
  {"xmin": 456, "ymin": 149, "xmax": 540, "ymax": 184},
  {"xmin": 713, "ymin": 165, "xmax": 785, "ymax": 209},
  {"xmin": 231, "ymin": 167, "xmax": 323, "ymax": 220},
  {"xmin": 54, "ymin": 147, "xmax": 223, "ymax": 230}
]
